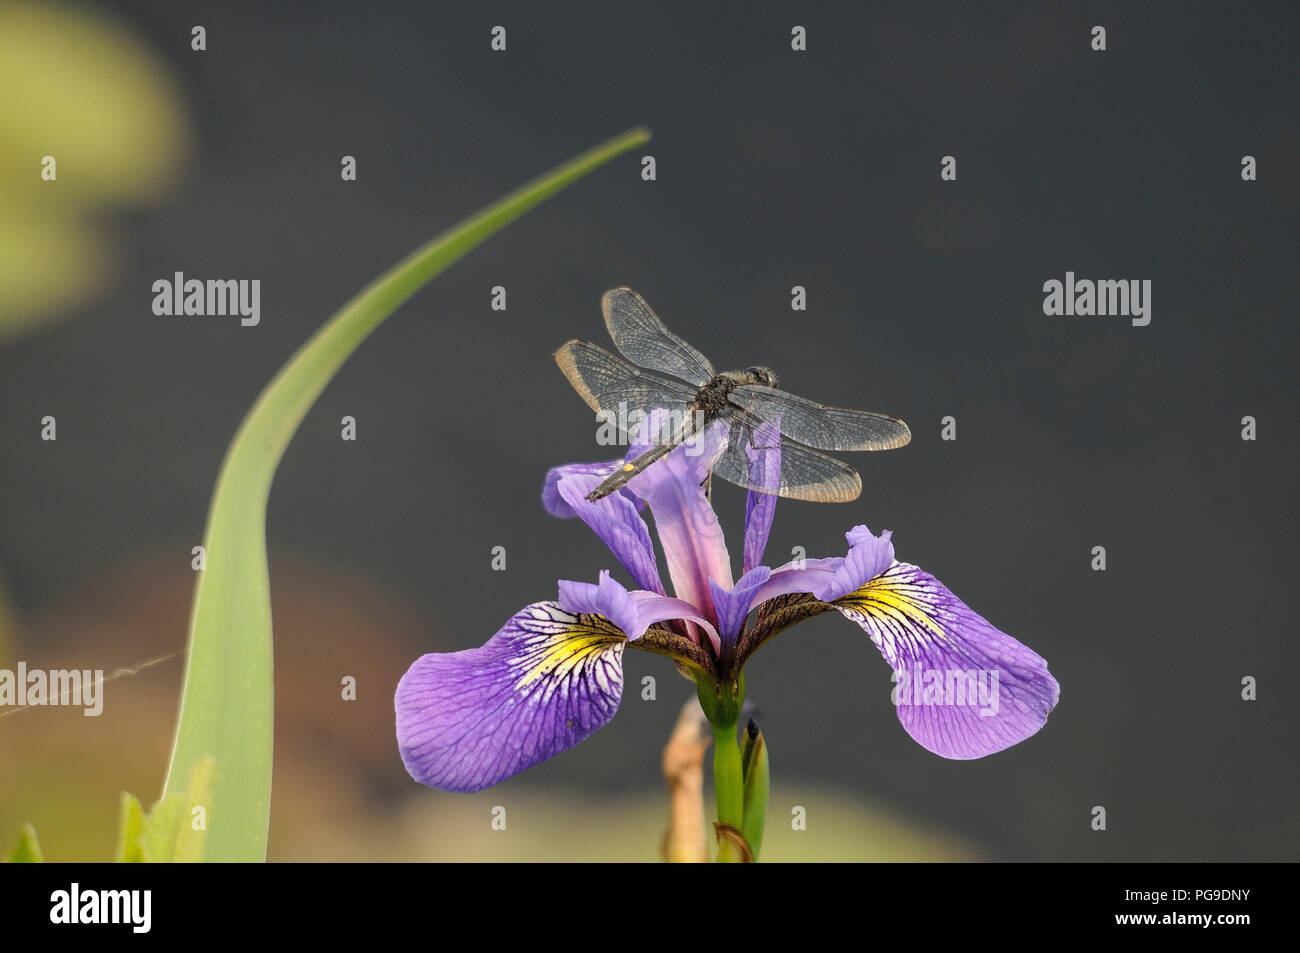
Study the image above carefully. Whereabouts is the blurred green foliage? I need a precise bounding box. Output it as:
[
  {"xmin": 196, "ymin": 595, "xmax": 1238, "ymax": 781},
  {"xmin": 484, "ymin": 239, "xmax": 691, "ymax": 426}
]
[
  {"xmin": 116, "ymin": 756, "xmax": 215, "ymax": 862},
  {"xmin": 3, "ymin": 823, "xmax": 44, "ymax": 862},
  {"xmin": 0, "ymin": 0, "xmax": 189, "ymax": 338}
]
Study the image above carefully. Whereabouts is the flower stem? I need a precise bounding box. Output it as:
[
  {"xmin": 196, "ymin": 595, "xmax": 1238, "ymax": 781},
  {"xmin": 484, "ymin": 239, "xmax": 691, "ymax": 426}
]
[
  {"xmin": 696, "ymin": 674, "xmax": 750, "ymax": 861},
  {"xmin": 711, "ymin": 717, "xmax": 746, "ymax": 862}
]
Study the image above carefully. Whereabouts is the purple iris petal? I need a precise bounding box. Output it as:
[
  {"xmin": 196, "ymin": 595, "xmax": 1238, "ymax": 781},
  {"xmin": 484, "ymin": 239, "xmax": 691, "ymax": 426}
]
[
  {"xmin": 709, "ymin": 566, "xmax": 772, "ymax": 658},
  {"xmin": 557, "ymin": 572, "xmax": 722, "ymax": 651},
  {"xmin": 556, "ymin": 473, "xmax": 665, "ymax": 594},
  {"xmin": 626, "ymin": 590, "xmax": 723, "ymax": 653},
  {"xmin": 395, "ymin": 601, "xmax": 626, "ymax": 792},
  {"xmin": 817, "ymin": 526, "xmax": 895, "ymax": 601},
  {"xmin": 626, "ymin": 407, "xmax": 676, "ymax": 459},
  {"xmin": 743, "ymin": 419, "xmax": 782, "ymax": 574},
  {"xmin": 543, "ymin": 460, "xmax": 642, "ymax": 518},
  {"xmin": 831, "ymin": 561, "xmax": 1059, "ymax": 759},
  {"xmin": 754, "ymin": 556, "xmax": 841, "ymax": 605},
  {"xmin": 752, "ymin": 526, "xmax": 894, "ymax": 605},
  {"xmin": 626, "ymin": 420, "xmax": 733, "ymax": 623},
  {"xmin": 557, "ymin": 571, "xmax": 642, "ymax": 636}
]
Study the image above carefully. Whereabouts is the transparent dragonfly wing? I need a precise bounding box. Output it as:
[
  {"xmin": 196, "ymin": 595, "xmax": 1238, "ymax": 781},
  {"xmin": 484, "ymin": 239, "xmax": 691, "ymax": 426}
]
[
  {"xmin": 727, "ymin": 384, "xmax": 911, "ymax": 452},
  {"xmin": 711, "ymin": 413, "xmax": 864, "ymax": 503},
  {"xmin": 601, "ymin": 287, "xmax": 716, "ymax": 387},
  {"xmin": 555, "ymin": 339, "xmax": 698, "ymax": 440}
]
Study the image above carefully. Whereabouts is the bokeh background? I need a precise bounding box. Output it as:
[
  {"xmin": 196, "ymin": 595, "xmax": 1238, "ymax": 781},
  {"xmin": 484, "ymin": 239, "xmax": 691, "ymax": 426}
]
[{"xmin": 1, "ymin": 0, "xmax": 1295, "ymax": 861}]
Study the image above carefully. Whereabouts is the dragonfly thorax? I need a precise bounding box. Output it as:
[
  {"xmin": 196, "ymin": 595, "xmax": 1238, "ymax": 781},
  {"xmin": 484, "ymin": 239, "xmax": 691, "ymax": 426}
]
[
  {"xmin": 690, "ymin": 376, "xmax": 733, "ymax": 422},
  {"xmin": 697, "ymin": 367, "xmax": 779, "ymax": 418}
]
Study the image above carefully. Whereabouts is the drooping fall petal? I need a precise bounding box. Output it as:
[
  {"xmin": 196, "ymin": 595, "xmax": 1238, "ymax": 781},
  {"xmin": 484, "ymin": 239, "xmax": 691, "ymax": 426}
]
[
  {"xmin": 396, "ymin": 602, "xmax": 626, "ymax": 792},
  {"xmin": 831, "ymin": 561, "xmax": 1060, "ymax": 759}
]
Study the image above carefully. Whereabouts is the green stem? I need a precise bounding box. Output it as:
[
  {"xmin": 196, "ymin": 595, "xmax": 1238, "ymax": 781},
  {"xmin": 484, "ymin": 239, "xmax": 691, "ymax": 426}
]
[
  {"xmin": 712, "ymin": 717, "xmax": 745, "ymax": 861},
  {"xmin": 698, "ymin": 673, "xmax": 747, "ymax": 862}
]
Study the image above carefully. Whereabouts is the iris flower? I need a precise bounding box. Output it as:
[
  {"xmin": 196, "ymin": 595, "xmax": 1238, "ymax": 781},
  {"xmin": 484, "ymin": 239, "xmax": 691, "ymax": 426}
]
[{"xmin": 396, "ymin": 418, "xmax": 1059, "ymax": 855}]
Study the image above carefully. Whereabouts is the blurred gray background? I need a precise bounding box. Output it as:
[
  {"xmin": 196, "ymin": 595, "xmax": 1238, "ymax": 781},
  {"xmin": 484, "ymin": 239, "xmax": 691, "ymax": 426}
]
[{"xmin": 0, "ymin": 0, "xmax": 1295, "ymax": 860}]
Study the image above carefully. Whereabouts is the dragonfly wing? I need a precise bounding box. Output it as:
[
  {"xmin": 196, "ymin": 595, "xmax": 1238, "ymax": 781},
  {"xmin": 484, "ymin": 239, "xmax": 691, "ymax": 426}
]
[
  {"xmin": 711, "ymin": 415, "xmax": 863, "ymax": 503},
  {"xmin": 728, "ymin": 384, "xmax": 911, "ymax": 452},
  {"xmin": 555, "ymin": 340, "xmax": 698, "ymax": 438},
  {"xmin": 601, "ymin": 287, "xmax": 716, "ymax": 387}
]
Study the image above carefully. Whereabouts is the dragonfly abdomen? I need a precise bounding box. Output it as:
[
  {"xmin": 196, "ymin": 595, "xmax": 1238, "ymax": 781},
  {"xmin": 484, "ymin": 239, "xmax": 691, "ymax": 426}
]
[
  {"xmin": 586, "ymin": 400, "xmax": 710, "ymax": 501},
  {"xmin": 587, "ymin": 440, "xmax": 678, "ymax": 501}
]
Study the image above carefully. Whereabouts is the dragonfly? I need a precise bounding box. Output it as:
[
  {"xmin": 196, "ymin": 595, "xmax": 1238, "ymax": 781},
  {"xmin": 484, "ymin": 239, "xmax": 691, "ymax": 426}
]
[{"xmin": 555, "ymin": 288, "xmax": 912, "ymax": 503}]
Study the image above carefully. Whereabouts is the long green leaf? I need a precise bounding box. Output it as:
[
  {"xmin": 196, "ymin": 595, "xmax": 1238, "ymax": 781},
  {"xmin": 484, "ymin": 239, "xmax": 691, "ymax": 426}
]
[{"xmin": 163, "ymin": 127, "xmax": 651, "ymax": 861}]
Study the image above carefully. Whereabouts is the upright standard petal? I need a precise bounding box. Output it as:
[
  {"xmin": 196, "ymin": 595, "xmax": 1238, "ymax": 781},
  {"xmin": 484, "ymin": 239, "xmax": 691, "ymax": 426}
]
[
  {"xmin": 831, "ymin": 562, "xmax": 1060, "ymax": 759},
  {"xmin": 627, "ymin": 420, "xmax": 734, "ymax": 622},
  {"xmin": 743, "ymin": 419, "xmax": 782, "ymax": 574},
  {"xmin": 395, "ymin": 602, "xmax": 626, "ymax": 792}
]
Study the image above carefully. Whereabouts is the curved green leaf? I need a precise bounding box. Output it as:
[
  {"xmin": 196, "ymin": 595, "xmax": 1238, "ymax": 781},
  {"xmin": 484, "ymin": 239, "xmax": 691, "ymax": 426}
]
[{"xmin": 163, "ymin": 128, "xmax": 651, "ymax": 861}]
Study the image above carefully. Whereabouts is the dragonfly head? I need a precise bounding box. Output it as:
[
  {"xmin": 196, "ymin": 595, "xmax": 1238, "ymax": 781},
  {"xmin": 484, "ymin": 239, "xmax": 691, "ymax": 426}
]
[{"xmin": 743, "ymin": 365, "xmax": 778, "ymax": 388}]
